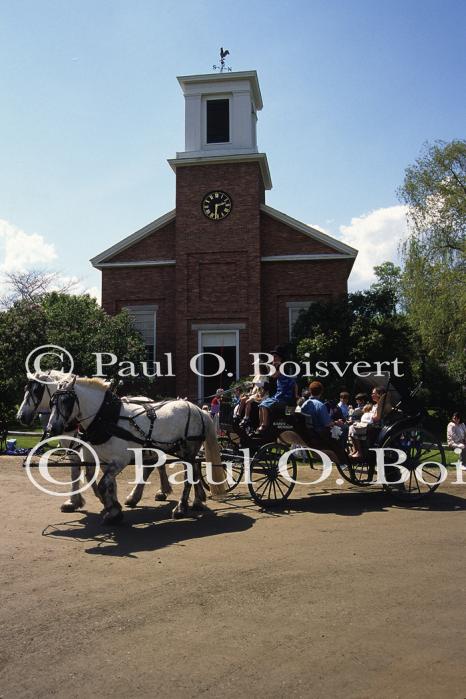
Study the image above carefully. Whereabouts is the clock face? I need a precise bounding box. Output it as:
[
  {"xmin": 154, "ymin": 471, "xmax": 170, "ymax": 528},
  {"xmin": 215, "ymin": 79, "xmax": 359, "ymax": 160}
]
[{"xmin": 201, "ymin": 191, "xmax": 232, "ymax": 220}]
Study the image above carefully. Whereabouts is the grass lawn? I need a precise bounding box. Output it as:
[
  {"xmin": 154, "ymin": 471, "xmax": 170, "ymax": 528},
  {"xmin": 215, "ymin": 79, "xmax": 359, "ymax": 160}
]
[{"xmin": 5, "ymin": 434, "xmax": 62, "ymax": 450}]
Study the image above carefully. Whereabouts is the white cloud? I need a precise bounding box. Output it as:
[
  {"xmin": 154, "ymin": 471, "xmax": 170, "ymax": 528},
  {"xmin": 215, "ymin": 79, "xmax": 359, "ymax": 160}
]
[
  {"xmin": 0, "ymin": 219, "xmax": 57, "ymax": 272},
  {"xmin": 0, "ymin": 219, "xmax": 102, "ymax": 305},
  {"xmin": 88, "ymin": 286, "xmax": 101, "ymax": 303},
  {"xmin": 338, "ymin": 205, "xmax": 408, "ymax": 290},
  {"xmin": 309, "ymin": 223, "xmax": 329, "ymax": 235}
]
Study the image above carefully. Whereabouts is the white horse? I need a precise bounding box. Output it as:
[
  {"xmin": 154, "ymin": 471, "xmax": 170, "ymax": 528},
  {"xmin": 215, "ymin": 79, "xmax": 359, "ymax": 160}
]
[
  {"xmin": 17, "ymin": 370, "xmax": 101, "ymax": 512},
  {"xmin": 46, "ymin": 376, "xmax": 227, "ymax": 523},
  {"xmin": 17, "ymin": 371, "xmax": 172, "ymax": 512}
]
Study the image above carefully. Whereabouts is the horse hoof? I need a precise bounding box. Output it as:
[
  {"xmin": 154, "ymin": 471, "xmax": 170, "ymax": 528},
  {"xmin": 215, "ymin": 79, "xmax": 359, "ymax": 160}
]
[
  {"xmin": 124, "ymin": 497, "xmax": 138, "ymax": 508},
  {"xmin": 172, "ymin": 506, "xmax": 187, "ymax": 519},
  {"xmin": 155, "ymin": 492, "xmax": 167, "ymax": 501},
  {"xmin": 103, "ymin": 509, "xmax": 124, "ymax": 525},
  {"xmin": 191, "ymin": 502, "xmax": 209, "ymax": 512},
  {"xmin": 61, "ymin": 502, "xmax": 79, "ymax": 513}
]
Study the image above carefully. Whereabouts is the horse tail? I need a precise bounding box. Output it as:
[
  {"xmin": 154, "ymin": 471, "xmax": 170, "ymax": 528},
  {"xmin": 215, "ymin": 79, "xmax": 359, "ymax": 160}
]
[{"xmin": 201, "ymin": 410, "xmax": 228, "ymax": 497}]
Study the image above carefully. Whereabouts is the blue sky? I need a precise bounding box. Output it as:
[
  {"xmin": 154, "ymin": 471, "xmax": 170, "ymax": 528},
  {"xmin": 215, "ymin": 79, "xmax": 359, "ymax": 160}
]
[{"xmin": 1, "ymin": 0, "xmax": 465, "ymax": 295}]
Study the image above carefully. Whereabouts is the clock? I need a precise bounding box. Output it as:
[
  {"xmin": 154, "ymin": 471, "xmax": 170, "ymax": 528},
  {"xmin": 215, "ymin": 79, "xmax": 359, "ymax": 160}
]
[{"xmin": 201, "ymin": 191, "xmax": 232, "ymax": 220}]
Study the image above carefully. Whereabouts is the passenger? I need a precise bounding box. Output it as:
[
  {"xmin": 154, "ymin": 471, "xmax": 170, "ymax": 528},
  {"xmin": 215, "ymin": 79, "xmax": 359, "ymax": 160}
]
[
  {"xmin": 255, "ymin": 346, "xmax": 298, "ymax": 434},
  {"xmin": 337, "ymin": 391, "xmax": 351, "ymax": 420},
  {"xmin": 350, "ymin": 386, "xmax": 392, "ymax": 460},
  {"xmin": 349, "ymin": 393, "xmax": 368, "ymax": 422},
  {"xmin": 299, "ymin": 380, "xmax": 348, "ymax": 465},
  {"xmin": 326, "ymin": 399, "xmax": 343, "ymax": 421},
  {"xmin": 301, "ymin": 381, "xmax": 333, "ymax": 432},
  {"xmin": 239, "ymin": 376, "xmax": 269, "ymax": 428},
  {"xmin": 348, "ymin": 404, "xmax": 373, "ymax": 456},
  {"xmin": 231, "ymin": 386, "xmax": 242, "ymax": 407}
]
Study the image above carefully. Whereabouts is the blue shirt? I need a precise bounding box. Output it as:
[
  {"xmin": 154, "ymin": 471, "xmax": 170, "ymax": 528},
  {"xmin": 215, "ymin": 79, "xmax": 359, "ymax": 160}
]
[
  {"xmin": 301, "ymin": 397, "xmax": 331, "ymax": 430},
  {"xmin": 274, "ymin": 374, "xmax": 296, "ymax": 404},
  {"xmin": 338, "ymin": 401, "xmax": 350, "ymax": 419}
]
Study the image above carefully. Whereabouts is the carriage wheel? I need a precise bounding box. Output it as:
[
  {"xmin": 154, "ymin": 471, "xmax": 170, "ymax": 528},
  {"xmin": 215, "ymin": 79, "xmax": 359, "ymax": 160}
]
[
  {"xmin": 248, "ymin": 442, "xmax": 297, "ymax": 506},
  {"xmin": 199, "ymin": 435, "xmax": 244, "ymax": 493},
  {"xmin": 336, "ymin": 459, "xmax": 375, "ymax": 487},
  {"xmin": 381, "ymin": 427, "xmax": 446, "ymax": 501}
]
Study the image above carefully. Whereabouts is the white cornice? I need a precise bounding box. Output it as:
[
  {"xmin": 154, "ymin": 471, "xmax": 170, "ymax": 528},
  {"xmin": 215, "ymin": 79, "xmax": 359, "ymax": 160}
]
[
  {"xmin": 94, "ymin": 260, "xmax": 176, "ymax": 269},
  {"xmin": 168, "ymin": 153, "xmax": 272, "ymax": 190},
  {"xmin": 261, "ymin": 254, "xmax": 354, "ymax": 262},
  {"xmin": 90, "ymin": 210, "xmax": 176, "ymax": 267},
  {"xmin": 260, "ymin": 204, "xmax": 358, "ymax": 257},
  {"xmin": 177, "ymin": 71, "xmax": 263, "ymax": 110}
]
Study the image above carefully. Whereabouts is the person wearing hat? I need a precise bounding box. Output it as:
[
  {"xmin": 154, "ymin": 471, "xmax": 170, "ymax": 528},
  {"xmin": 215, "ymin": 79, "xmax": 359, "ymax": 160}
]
[{"xmin": 255, "ymin": 346, "xmax": 298, "ymax": 434}]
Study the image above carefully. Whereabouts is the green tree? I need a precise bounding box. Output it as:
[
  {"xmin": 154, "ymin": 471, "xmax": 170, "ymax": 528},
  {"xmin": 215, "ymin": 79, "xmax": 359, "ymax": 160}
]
[
  {"xmin": 398, "ymin": 140, "xmax": 466, "ymax": 379},
  {"xmin": 0, "ymin": 293, "xmax": 146, "ymax": 422},
  {"xmin": 371, "ymin": 262, "xmax": 403, "ymax": 310},
  {"xmin": 399, "ymin": 140, "xmax": 466, "ymax": 258},
  {"xmin": 292, "ymin": 282, "xmax": 417, "ymax": 396}
]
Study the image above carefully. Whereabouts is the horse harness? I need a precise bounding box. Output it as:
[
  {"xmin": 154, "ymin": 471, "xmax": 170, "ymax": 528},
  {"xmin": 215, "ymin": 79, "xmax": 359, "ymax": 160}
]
[
  {"xmin": 51, "ymin": 385, "xmax": 206, "ymax": 453},
  {"xmin": 26, "ymin": 379, "xmax": 54, "ymax": 411}
]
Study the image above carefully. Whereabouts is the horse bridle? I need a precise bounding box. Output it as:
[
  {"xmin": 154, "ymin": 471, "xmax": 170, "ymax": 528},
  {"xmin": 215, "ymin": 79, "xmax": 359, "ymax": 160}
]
[
  {"xmin": 49, "ymin": 377, "xmax": 103, "ymax": 428},
  {"xmin": 49, "ymin": 375, "xmax": 79, "ymax": 423},
  {"xmin": 25, "ymin": 379, "xmax": 53, "ymax": 412}
]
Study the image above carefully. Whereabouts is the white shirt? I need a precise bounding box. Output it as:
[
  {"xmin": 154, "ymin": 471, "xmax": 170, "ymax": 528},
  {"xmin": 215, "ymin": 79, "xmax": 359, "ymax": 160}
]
[{"xmin": 447, "ymin": 421, "xmax": 466, "ymax": 449}]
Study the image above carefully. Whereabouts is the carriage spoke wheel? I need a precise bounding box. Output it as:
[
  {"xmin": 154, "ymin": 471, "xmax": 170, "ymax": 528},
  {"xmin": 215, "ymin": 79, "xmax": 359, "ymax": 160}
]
[
  {"xmin": 381, "ymin": 427, "xmax": 446, "ymax": 501},
  {"xmin": 199, "ymin": 435, "xmax": 244, "ymax": 493},
  {"xmin": 248, "ymin": 442, "xmax": 297, "ymax": 507},
  {"xmin": 337, "ymin": 459, "xmax": 375, "ymax": 487}
]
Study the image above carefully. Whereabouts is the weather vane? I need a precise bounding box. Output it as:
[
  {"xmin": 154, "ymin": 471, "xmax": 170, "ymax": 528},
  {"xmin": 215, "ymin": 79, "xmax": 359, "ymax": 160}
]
[{"xmin": 213, "ymin": 47, "xmax": 232, "ymax": 72}]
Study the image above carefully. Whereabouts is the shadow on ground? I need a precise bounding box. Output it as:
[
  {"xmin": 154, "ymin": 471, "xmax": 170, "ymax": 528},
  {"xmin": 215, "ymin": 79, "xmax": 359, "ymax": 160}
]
[
  {"xmin": 256, "ymin": 487, "xmax": 466, "ymax": 517},
  {"xmin": 42, "ymin": 501, "xmax": 255, "ymax": 557}
]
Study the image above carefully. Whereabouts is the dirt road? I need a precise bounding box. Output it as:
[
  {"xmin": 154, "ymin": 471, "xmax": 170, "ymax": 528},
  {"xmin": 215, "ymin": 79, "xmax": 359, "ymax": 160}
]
[{"xmin": 1, "ymin": 457, "xmax": 465, "ymax": 698}]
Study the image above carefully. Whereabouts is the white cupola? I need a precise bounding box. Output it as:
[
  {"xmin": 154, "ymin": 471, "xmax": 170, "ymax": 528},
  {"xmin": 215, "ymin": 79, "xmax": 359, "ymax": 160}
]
[{"xmin": 175, "ymin": 70, "xmax": 263, "ymax": 159}]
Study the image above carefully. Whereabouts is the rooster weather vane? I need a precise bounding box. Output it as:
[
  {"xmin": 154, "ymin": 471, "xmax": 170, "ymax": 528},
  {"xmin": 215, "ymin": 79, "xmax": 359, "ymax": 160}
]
[{"xmin": 213, "ymin": 47, "xmax": 232, "ymax": 72}]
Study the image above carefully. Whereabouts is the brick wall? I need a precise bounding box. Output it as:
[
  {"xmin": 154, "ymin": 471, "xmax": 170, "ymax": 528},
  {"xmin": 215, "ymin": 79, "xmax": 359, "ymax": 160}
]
[
  {"xmin": 101, "ymin": 265, "xmax": 177, "ymax": 395},
  {"xmin": 98, "ymin": 161, "xmax": 355, "ymax": 399},
  {"xmin": 260, "ymin": 211, "xmax": 338, "ymax": 255},
  {"xmin": 107, "ymin": 219, "xmax": 176, "ymax": 262},
  {"xmin": 174, "ymin": 160, "xmax": 265, "ymax": 397},
  {"xmin": 260, "ymin": 259, "xmax": 353, "ymax": 350}
]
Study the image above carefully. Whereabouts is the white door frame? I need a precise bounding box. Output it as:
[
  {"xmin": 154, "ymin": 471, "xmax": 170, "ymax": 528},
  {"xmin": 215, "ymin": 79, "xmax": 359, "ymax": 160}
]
[{"xmin": 197, "ymin": 329, "xmax": 239, "ymax": 401}]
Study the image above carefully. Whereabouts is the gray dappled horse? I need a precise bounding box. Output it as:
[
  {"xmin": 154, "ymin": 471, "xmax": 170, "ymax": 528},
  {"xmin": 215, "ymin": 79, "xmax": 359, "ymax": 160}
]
[
  {"xmin": 46, "ymin": 376, "xmax": 226, "ymax": 523},
  {"xmin": 17, "ymin": 371, "xmax": 173, "ymax": 512}
]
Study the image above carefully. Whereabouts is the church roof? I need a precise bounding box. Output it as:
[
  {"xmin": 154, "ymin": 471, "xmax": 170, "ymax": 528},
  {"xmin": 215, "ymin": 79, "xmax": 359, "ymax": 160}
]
[
  {"xmin": 90, "ymin": 209, "xmax": 176, "ymax": 268},
  {"xmin": 260, "ymin": 204, "xmax": 357, "ymax": 257},
  {"xmin": 90, "ymin": 204, "xmax": 357, "ymax": 268}
]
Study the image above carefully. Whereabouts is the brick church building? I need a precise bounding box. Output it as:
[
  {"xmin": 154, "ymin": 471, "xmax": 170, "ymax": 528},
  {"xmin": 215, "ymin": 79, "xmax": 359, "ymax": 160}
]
[{"xmin": 91, "ymin": 70, "xmax": 357, "ymax": 400}]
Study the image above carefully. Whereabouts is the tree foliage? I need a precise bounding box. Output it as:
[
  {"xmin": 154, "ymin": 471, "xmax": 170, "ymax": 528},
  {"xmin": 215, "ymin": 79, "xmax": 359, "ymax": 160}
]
[
  {"xmin": 292, "ymin": 276, "xmax": 416, "ymax": 397},
  {"xmin": 398, "ymin": 140, "xmax": 466, "ymax": 261},
  {"xmin": 0, "ymin": 293, "xmax": 146, "ymax": 422},
  {"xmin": 398, "ymin": 140, "xmax": 466, "ymax": 379}
]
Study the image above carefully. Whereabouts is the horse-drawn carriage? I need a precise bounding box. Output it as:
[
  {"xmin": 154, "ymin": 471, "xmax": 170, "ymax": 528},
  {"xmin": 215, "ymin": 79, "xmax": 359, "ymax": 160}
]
[
  {"xmin": 19, "ymin": 371, "xmax": 447, "ymax": 521},
  {"xmin": 201, "ymin": 375, "xmax": 447, "ymax": 506}
]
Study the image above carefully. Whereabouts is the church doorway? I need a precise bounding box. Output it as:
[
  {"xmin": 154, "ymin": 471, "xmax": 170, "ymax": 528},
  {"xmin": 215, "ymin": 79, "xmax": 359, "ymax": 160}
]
[{"xmin": 197, "ymin": 330, "xmax": 239, "ymax": 401}]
